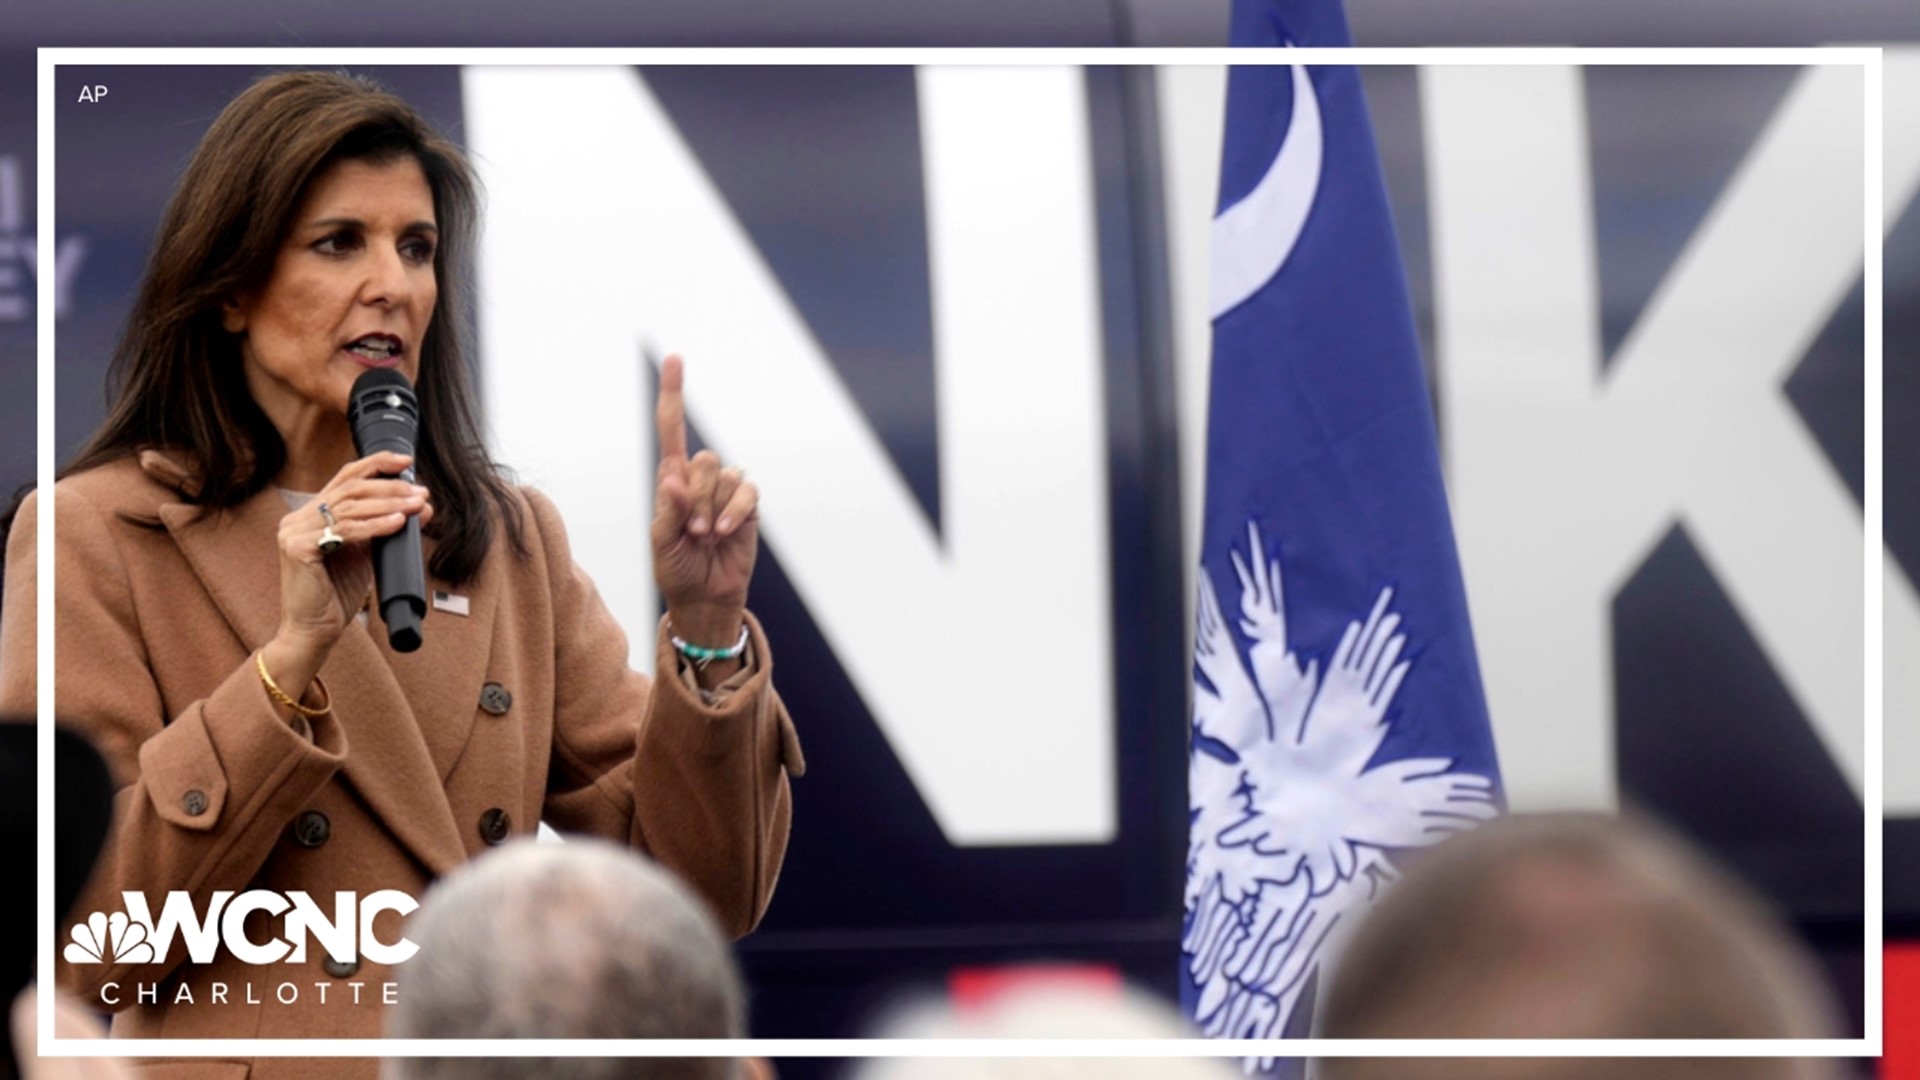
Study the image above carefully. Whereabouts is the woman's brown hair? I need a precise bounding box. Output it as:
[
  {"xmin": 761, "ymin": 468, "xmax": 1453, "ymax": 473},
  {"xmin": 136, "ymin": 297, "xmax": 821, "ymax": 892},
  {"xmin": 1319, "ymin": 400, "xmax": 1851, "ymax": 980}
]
[{"xmin": 58, "ymin": 69, "xmax": 523, "ymax": 584}]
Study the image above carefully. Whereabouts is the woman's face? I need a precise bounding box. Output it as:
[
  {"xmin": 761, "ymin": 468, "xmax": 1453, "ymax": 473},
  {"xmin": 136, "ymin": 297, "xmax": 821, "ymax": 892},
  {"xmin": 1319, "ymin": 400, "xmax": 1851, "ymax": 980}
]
[{"xmin": 226, "ymin": 154, "xmax": 439, "ymax": 425}]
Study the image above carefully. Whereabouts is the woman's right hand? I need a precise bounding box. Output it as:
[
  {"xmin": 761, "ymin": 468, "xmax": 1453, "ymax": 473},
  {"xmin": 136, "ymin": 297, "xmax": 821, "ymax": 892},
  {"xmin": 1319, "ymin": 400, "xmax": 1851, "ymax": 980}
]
[{"xmin": 262, "ymin": 452, "xmax": 432, "ymax": 702}]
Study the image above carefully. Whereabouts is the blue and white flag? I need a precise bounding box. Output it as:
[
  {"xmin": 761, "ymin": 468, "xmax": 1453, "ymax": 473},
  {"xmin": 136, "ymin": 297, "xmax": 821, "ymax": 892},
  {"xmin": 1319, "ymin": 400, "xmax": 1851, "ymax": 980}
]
[{"xmin": 1181, "ymin": 0, "xmax": 1505, "ymax": 1061}]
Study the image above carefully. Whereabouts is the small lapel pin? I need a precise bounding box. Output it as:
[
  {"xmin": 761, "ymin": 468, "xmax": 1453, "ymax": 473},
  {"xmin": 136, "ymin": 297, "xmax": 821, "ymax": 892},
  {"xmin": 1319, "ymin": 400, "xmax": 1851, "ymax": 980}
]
[{"xmin": 432, "ymin": 590, "xmax": 470, "ymax": 617}]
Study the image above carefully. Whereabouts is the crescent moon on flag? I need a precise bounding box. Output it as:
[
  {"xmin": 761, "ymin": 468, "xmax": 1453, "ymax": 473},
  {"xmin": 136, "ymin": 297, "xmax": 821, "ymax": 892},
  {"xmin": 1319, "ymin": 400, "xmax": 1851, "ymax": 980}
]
[{"xmin": 1209, "ymin": 61, "xmax": 1324, "ymax": 321}]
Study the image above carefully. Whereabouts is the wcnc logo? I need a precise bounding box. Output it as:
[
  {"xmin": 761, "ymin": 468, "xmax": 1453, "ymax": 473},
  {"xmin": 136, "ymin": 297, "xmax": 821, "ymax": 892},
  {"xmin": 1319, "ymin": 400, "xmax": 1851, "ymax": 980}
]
[{"xmin": 64, "ymin": 890, "xmax": 419, "ymax": 967}]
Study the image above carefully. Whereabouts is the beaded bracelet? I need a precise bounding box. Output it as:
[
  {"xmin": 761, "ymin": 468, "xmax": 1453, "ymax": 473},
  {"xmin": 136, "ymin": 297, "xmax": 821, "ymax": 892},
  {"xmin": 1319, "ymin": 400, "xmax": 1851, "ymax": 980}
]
[
  {"xmin": 255, "ymin": 651, "xmax": 333, "ymax": 718},
  {"xmin": 669, "ymin": 623, "xmax": 750, "ymax": 669}
]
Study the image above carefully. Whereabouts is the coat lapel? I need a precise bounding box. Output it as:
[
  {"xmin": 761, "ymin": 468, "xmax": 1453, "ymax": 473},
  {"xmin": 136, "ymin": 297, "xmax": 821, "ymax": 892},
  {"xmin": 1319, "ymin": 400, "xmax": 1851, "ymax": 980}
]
[
  {"xmin": 368, "ymin": 546, "xmax": 496, "ymax": 785},
  {"xmin": 158, "ymin": 483, "xmax": 469, "ymax": 878},
  {"xmin": 157, "ymin": 494, "xmax": 283, "ymax": 656}
]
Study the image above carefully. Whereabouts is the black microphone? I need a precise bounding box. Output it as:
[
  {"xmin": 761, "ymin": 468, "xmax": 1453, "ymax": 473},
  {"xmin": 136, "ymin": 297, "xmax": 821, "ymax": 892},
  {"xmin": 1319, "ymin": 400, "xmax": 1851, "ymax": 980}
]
[{"xmin": 347, "ymin": 368, "xmax": 427, "ymax": 653}]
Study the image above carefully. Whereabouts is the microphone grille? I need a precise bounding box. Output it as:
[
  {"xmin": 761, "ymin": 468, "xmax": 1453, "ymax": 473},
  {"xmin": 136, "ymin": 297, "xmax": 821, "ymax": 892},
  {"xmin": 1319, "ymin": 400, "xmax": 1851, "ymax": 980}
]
[
  {"xmin": 347, "ymin": 368, "xmax": 419, "ymax": 432},
  {"xmin": 350, "ymin": 367, "xmax": 413, "ymax": 395}
]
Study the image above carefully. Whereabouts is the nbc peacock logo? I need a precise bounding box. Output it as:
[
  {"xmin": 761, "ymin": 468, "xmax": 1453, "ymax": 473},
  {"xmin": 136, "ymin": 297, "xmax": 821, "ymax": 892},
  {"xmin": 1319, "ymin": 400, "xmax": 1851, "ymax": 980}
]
[
  {"xmin": 64, "ymin": 912, "xmax": 155, "ymax": 965},
  {"xmin": 60, "ymin": 890, "xmax": 420, "ymax": 967}
]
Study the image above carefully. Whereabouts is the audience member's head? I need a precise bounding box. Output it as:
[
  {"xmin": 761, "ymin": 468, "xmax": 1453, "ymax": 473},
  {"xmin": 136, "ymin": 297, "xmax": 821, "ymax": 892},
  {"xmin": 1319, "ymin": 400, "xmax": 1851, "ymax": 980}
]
[
  {"xmin": 384, "ymin": 838, "xmax": 749, "ymax": 1080},
  {"xmin": 1315, "ymin": 811, "xmax": 1843, "ymax": 1080},
  {"xmin": 0, "ymin": 723, "xmax": 115, "ymax": 1009},
  {"xmin": 853, "ymin": 977, "xmax": 1242, "ymax": 1080},
  {"xmin": 1, "ymin": 721, "xmax": 133, "ymax": 1080}
]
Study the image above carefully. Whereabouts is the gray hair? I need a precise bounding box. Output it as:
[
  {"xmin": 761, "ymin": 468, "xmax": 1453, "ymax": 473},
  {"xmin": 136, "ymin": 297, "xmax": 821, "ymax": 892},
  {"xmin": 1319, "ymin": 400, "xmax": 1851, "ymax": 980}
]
[
  {"xmin": 1315, "ymin": 811, "xmax": 1843, "ymax": 1080},
  {"xmin": 384, "ymin": 838, "xmax": 744, "ymax": 1080}
]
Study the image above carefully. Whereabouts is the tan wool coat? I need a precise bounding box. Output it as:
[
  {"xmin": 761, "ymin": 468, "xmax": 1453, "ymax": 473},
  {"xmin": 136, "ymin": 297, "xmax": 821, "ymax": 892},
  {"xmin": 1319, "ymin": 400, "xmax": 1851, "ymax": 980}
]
[{"xmin": 0, "ymin": 452, "xmax": 804, "ymax": 1079}]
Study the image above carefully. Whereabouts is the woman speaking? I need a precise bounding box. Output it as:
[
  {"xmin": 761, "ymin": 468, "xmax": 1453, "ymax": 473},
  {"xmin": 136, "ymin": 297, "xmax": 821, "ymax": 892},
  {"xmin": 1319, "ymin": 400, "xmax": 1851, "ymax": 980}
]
[{"xmin": 0, "ymin": 70, "xmax": 802, "ymax": 1071}]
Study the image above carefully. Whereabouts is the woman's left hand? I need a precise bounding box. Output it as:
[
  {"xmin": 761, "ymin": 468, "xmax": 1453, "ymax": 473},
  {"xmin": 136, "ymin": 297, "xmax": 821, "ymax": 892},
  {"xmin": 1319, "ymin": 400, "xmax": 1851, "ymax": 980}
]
[{"xmin": 651, "ymin": 354, "xmax": 758, "ymax": 655}]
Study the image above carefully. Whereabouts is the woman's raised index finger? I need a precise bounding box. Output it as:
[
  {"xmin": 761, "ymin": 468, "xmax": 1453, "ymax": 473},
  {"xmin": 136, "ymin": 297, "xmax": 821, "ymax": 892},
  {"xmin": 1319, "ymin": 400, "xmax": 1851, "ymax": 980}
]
[{"xmin": 657, "ymin": 354, "xmax": 688, "ymax": 465}]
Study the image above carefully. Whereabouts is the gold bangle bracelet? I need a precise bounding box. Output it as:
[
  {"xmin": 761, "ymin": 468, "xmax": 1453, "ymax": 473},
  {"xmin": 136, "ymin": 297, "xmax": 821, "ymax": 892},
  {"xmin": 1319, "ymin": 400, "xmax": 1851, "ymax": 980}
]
[{"xmin": 255, "ymin": 652, "xmax": 332, "ymax": 718}]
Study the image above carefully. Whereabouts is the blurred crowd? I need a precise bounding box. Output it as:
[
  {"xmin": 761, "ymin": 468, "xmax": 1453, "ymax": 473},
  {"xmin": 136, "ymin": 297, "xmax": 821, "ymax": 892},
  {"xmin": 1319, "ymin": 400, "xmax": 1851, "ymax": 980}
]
[{"xmin": 11, "ymin": 721, "xmax": 1849, "ymax": 1080}]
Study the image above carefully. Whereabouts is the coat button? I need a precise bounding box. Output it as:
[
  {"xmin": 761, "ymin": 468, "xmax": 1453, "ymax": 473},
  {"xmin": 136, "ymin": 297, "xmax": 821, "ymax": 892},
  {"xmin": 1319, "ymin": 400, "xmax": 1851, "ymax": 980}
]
[
  {"xmin": 181, "ymin": 790, "xmax": 208, "ymax": 817},
  {"xmin": 479, "ymin": 683, "xmax": 513, "ymax": 716},
  {"xmin": 478, "ymin": 808, "xmax": 512, "ymax": 845},
  {"xmin": 323, "ymin": 955, "xmax": 360, "ymax": 979},
  {"xmin": 292, "ymin": 811, "xmax": 331, "ymax": 848}
]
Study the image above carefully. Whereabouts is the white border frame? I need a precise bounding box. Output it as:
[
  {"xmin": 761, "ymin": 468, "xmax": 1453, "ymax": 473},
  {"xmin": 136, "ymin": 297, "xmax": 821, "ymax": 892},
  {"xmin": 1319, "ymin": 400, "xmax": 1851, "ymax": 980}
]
[{"xmin": 35, "ymin": 44, "xmax": 1885, "ymax": 1060}]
